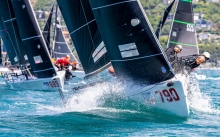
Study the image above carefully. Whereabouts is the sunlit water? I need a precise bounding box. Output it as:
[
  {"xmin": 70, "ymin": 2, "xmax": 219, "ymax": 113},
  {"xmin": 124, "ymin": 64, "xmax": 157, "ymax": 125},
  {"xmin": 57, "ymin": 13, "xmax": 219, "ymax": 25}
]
[{"xmin": 0, "ymin": 69, "xmax": 219, "ymax": 136}]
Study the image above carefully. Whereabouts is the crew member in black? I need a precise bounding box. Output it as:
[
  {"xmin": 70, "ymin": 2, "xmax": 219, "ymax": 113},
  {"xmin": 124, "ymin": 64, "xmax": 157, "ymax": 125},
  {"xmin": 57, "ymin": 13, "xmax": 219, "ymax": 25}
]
[
  {"xmin": 182, "ymin": 52, "xmax": 210, "ymax": 71},
  {"xmin": 165, "ymin": 45, "xmax": 182, "ymax": 63}
]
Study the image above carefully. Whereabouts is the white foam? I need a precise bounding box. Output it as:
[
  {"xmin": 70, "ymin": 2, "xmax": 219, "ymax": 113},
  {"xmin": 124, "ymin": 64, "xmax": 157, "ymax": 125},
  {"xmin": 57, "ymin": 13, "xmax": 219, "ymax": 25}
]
[{"xmin": 187, "ymin": 75, "xmax": 220, "ymax": 114}]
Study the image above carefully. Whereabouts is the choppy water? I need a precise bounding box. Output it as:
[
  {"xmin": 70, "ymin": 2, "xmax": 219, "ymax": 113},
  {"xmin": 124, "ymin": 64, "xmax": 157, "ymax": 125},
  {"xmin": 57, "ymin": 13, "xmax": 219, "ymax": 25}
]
[{"xmin": 0, "ymin": 69, "xmax": 219, "ymax": 136}]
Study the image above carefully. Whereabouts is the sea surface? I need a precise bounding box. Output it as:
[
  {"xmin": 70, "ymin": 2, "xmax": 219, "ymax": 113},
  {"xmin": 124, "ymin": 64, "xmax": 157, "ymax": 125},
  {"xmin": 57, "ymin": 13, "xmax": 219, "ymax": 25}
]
[{"xmin": 0, "ymin": 69, "xmax": 219, "ymax": 136}]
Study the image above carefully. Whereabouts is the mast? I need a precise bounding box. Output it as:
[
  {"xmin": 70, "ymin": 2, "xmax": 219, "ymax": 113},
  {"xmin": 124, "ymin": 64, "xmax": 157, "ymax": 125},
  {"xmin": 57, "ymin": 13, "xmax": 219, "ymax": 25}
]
[
  {"xmin": 89, "ymin": 0, "xmax": 175, "ymax": 84},
  {"xmin": 167, "ymin": 0, "xmax": 199, "ymax": 57},
  {"xmin": 11, "ymin": 0, "xmax": 57, "ymax": 78},
  {"xmin": 57, "ymin": 0, "xmax": 111, "ymax": 78}
]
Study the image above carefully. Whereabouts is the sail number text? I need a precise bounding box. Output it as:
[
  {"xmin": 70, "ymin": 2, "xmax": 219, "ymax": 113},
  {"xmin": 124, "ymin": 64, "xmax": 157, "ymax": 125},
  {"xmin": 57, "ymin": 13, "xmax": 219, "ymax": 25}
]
[
  {"xmin": 43, "ymin": 80, "xmax": 60, "ymax": 88},
  {"xmin": 155, "ymin": 88, "xmax": 180, "ymax": 102}
]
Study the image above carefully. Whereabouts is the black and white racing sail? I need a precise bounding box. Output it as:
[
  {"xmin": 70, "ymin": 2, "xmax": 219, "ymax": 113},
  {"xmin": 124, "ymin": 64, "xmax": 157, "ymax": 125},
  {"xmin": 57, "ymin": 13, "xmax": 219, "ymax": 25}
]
[
  {"xmin": 42, "ymin": 5, "xmax": 54, "ymax": 55},
  {"xmin": 167, "ymin": 0, "xmax": 199, "ymax": 57},
  {"xmin": 11, "ymin": 0, "xmax": 56, "ymax": 78},
  {"xmin": 53, "ymin": 22, "xmax": 78, "ymax": 63},
  {"xmin": 57, "ymin": 0, "xmax": 110, "ymax": 78},
  {"xmin": 89, "ymin": 0, "xmax": 175, "ymax": 84},
  {"xmin": 0, "ymin": 14, "xmax": 18, "ymax": 65},
  {"xmin": 155, "ymin": 0, "xmax": 175, "ymax": 39},
  {"xmin": 0, "ymin": 0, "xmax": 29, "ymax": 65}
]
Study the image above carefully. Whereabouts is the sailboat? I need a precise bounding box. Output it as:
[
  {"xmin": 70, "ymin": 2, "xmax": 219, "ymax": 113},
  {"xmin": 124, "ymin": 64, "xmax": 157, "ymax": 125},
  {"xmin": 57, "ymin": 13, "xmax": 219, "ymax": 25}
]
[
  {"xmin": 0, "ymin": 0, "xmax": 65, "ymax": 91},
  {"xmin": 167, "ymin": 0, "xmax": 199, "ymax": 57},
  {"xmin": 88, "ymin": 0, "xmax": 195, "ymax": 117},
  {"xmin": 56, "ymin": 0, "xmax": 111, "ymax": 80},
  {"xmin": 42, "ymin": 5, "xmax": 85, "ymax": 78}
]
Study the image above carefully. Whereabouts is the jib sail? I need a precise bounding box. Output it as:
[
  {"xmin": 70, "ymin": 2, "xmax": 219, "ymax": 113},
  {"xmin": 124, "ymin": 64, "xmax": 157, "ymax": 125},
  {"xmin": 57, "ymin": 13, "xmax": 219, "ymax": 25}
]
[{"xmin": 89, "ymin": 0, "xmax": 175, "ymax": 84}]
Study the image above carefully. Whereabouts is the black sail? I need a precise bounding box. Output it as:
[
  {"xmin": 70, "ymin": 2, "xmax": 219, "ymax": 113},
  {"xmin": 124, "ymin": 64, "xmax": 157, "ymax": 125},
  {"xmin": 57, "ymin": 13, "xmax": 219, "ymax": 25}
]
[
  {"xmin": 167, "ymin": 0, "xmax": 199, "ymax": 57},
  {"xmin": 54, "ymin": 24, "xmax": 78, "ymax": 63},
  {"xmin": 155, "ymin": 0, "xmax": 175, "ymax": 39},
  {"xmin": 43, "ymin": 5, "xmax": 54, "ymax": 55},
  {"xmin": 89, "ymin": 0, "xmax": 174, "ymax": 84},
  {"xmin": 0, "ymin": 38, "xmax": 1, "ymax": 64},
  {"xmin": 11, "ymin": 0, "xmax": 56, "ymax": 78},
  {"xmin": 0, "ymin": 15, "xmax": 18, "ymax": 65},
  {"xmin": 57, "ymin": 0, "xmax": 110, "ymax": 78},
  {"xmin": 0, "ymin": 0, "xmax": 29, "ymax": 65}
]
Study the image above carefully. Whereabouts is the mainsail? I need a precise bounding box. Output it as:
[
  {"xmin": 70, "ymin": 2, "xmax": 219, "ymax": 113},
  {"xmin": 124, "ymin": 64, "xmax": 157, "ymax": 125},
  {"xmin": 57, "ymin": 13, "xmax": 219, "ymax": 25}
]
[
  {"xmin": 0, "ymin": 14, "xmax": 18, "ymax": 65},
  {"xmin": 167, "ymin": 0, "xmax": 199, "ymax": 57},
  {"xmin": 53, "ymin": 22, "xmax": 78, "ymax": 63},
  {"xmin": 89, "ymin": 0, "xmax": 175, "ymax": 84},
  {"xmin": 0, "ymin": 0, "xmax": 29, "ymax": 65},
  {"xmin": 57, "ymin": 0, "xmax": 110, "ymax": 78},
  {"xmin": 42, "ymin": 5, "xmax": 54, "ymax": 55},
  {"xmin": 11, "ymin": 0, "xmax": 56, "ymax": 78},
  {"xmin": 155, "ymin": 0, "xmax": 175, "ymax": 39}
]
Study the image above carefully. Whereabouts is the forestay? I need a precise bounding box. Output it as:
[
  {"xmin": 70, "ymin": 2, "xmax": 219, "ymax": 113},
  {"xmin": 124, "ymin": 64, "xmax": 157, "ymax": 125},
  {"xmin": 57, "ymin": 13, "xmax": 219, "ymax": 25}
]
[
  {"xmin": 0, "ymin": 0, "xmax": 29, "ymax": 65},
  {"xmin": 57, "ymin": 0, "xmax": 110, "ymax": 78},
  {"xmin": 167, "ymin": 0, "xmax": 199, "ymax": 57},
  {"xmin": 89, "ymin": 0, "xmax": 175, "ymax": 84},
  {"xmin": 11, "ymin": 0, "xmax": 56, "ymax": 78},
  {"xmin": 0, "ymin": 14, "xmax": 18, "ymax": 65},
  {"xmin": 155, "ymin": 0, "xmax": 175, "ymax": 39}
]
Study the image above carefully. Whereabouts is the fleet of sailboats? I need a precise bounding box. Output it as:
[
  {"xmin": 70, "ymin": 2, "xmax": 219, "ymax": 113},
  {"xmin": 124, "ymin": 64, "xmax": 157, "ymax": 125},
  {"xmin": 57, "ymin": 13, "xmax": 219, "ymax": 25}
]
[
  {"xmin": 0, "ymin": 0, "xmax": 207, "ymax": 117},
  {"xmin": 0, "ymin": 0, "xmax": 65, "ymax": 91}
]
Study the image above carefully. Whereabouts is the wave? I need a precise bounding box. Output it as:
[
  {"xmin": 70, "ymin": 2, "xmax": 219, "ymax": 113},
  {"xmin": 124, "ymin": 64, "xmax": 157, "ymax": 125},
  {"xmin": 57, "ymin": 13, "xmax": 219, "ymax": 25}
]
[{"xmin": 187, "ymin": 76, "xmax": 220, "ymax": 114}]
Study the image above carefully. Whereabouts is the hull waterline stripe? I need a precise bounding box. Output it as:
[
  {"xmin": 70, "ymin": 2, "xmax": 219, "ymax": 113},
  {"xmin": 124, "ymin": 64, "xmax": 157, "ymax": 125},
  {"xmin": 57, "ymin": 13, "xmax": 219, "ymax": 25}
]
[
  {"xmin": 169, "ymin": 41, "xmax": 197, "ymax": 46},
  {"xmin": 92, "ymin": 0, "xmax": 137, "ymax": 10},
  {"xmin": 70, "ymin": 19, "xmax": 95, "ymax": 35},
  {"xmin": 174, "ymin": 20, "xmax": 194, "ymax": 25},
  {"xmin": 111, "ymin": 53, "xmax": 162, "ymax": 62},
  {"xmin": 4, "ymin": 18, "xmax": 16, "ymax": 23},
  {"xmin": 33, "ymin": 68, "xmax": 54, "ymax": 73},
  {"xmin": 22, "ymin": 35, "xmax": 41, "ymax": 41}
]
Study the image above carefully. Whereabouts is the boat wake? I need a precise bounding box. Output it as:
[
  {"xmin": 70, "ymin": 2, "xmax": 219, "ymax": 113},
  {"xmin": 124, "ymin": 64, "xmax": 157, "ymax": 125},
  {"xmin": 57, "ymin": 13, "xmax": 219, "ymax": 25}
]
[{"xmin": 187, "ymin": 75, "xmax": 220, "ymax": 115}]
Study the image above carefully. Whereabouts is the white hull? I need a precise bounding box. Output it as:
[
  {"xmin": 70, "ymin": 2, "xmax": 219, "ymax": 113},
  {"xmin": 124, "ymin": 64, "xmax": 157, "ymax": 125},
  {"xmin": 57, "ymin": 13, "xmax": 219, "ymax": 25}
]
[
  {"xmin": 3, "ymin": 71, "xmax": 65, "ymax": 91},
  {"xmin": 71, "ymin": 70, "xmax": 85, "ymax": 78},
  {"xmin": 126, "ymin": 74, "xmax": 189, "ymax": 117}
]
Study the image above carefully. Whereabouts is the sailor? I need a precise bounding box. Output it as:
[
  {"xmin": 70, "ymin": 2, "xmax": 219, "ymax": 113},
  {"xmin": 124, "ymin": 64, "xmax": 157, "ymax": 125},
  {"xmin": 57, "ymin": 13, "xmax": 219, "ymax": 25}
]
[
  {"xmin": 165, "ymin": 45, "xmax": 182, "ymax": 63},
  {"xmin": 55, "ymin": 55, "xmax": 72, "ymax": 70},
  {"xmin": 182, "ymin": 52, "xmax": 210, "ymax": 70}
]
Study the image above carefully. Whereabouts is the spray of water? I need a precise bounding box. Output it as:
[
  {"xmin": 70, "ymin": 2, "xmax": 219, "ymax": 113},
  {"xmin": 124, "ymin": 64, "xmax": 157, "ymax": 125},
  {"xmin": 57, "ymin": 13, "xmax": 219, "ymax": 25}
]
[{"xmin": 187, "ymin": 74, "xmax": 220, "ymax": 114}]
